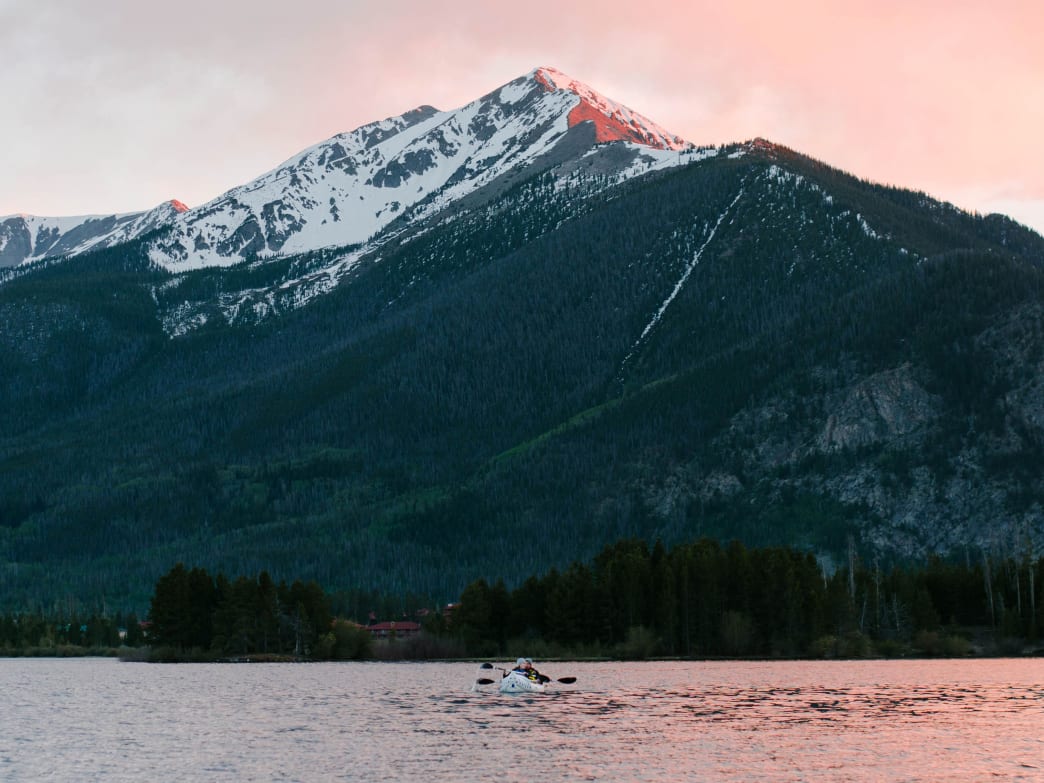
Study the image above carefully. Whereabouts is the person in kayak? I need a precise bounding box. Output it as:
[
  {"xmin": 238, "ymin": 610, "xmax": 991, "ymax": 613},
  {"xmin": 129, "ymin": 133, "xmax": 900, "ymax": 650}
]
[{"xmin": 512, "ymin": 658, "xmax": 550, "ymax": 683}]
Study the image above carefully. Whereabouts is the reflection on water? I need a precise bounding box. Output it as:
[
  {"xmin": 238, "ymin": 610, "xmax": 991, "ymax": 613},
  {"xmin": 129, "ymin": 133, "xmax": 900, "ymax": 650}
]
[{"xmin": 1, "ymin": 658, "xmax": 1041, "ymax": 781}]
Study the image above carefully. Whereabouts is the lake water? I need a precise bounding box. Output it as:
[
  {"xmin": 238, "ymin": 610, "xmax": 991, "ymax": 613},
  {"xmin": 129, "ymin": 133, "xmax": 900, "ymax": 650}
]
[{"xmin": 1, "ymin": 657, "xmax": 1041, "ymax": 781}]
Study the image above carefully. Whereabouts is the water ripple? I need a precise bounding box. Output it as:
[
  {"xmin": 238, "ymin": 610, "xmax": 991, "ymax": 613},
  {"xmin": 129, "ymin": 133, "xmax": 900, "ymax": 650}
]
[{"xmin": 1, "ymin": 658, "xmax": 1042, "ymax": 781}]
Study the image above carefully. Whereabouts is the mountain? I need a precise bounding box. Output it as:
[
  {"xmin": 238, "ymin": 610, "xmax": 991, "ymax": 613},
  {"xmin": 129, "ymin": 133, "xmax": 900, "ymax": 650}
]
[
  {"xmin": 1, "ymin": 68, "xmax": 1043, "ymax": 613},
  {"xmin": 149, "ymin": 66, "xmax": 692, "ymax": 271},
  {"xmin": 0, "ymin": 200, "xmax": 187, "ymax": 268},
  {"xmin": 4, "ymin": 67, "xmax": 693, "ymax": 273}
]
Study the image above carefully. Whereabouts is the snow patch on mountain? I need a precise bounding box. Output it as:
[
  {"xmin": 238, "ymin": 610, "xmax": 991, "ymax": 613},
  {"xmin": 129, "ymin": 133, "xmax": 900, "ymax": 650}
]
[{"xmin": 618, "ymin": 186, "xmax": 747, "ymax": 382}]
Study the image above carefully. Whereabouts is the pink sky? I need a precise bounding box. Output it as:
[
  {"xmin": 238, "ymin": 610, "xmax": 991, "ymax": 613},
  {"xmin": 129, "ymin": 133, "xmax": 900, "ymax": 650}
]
[{"xmin": 2, "ymin": 0, "xmax": 1042, "ymax": 235}]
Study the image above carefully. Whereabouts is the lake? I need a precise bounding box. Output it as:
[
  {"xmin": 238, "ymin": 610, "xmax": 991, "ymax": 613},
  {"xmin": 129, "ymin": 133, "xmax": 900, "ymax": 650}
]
[{"xmin": 1, "ymin": 657, "xmax": 1041, "ymax": 781}]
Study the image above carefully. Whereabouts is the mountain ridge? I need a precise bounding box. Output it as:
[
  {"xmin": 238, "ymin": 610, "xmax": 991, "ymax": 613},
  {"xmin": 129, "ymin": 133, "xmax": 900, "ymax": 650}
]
[
  {"xmin": 0, "ymin": 200, "xmax": 186, "ymax": 269},
  {"xmin": 2, "ymin": 67, "xmax": 697, "ymax": 274}
]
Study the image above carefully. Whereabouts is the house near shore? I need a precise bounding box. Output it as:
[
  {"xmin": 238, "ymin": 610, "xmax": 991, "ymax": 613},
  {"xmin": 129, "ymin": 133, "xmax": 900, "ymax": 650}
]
[{"xmin": 367, "ymin": 620, "xmax": 421, "ymax": 640}]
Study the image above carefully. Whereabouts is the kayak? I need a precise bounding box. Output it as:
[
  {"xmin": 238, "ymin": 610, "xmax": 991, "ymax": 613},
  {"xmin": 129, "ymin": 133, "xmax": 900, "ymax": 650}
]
[{"xmin": 498, "ymin": 670, "xmax": 547, "ymax": 694}]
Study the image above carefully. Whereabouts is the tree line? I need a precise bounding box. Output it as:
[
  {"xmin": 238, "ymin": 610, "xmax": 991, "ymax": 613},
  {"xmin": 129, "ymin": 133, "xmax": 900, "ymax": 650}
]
[
  {"xmin": 0, "ymin": 610, "xmax": 143, "ymax": 656},
  {"xmin": 143, "ymin": 564, "xmax": 374, "ymax": 661},
  {"xmin": 449, "ymin": 538, "xmax": 1044, "ymax": 659},
  {"xmin": 4, "ymin": 537, "xmax": 1042, "ymax": 660}
]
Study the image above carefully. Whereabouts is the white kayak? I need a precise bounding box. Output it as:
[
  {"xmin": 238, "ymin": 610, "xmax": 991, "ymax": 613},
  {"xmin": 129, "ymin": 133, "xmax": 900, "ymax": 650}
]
[{"xmin": 498, "ymin": 670, "xmax": 547, "ymax": 694}]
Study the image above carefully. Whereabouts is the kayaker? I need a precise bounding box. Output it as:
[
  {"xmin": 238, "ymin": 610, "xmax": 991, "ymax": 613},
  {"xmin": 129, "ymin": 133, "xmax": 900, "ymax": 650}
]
[{"xmin": 514, "ymin": 657, "xmax": 550, "ymax": 683}]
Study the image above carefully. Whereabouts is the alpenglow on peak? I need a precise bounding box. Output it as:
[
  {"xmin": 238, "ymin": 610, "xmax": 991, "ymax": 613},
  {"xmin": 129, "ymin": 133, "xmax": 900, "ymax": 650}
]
[{"xmin": 532, "ymin": 66, "xmax": 691, "ymax": 151}]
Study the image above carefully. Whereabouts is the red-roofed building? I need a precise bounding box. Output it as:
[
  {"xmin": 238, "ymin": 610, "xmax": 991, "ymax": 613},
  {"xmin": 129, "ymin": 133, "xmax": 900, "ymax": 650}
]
[{"xmin": 367, "ymin": 621, "xmax": 421, "ymax": 639}]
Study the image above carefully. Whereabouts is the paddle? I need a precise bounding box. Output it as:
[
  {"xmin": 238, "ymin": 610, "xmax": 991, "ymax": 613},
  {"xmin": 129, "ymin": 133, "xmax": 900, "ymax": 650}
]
[
  {"xmin": 475, "ymin": 675, "xmax": 575, "ymax": 686},
  {"xmin": 475, "ymin": 663, "xmax": 504, "ymax": 687},
  {"xmin": 475, "ymin": 663, "xmax": 577, "ymax": 685}
]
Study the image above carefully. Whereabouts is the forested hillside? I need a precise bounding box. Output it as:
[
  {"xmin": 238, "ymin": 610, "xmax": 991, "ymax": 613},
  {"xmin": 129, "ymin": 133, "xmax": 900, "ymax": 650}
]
[{"xmin": 1, "ymin": 142, "xmax": 1042, "ymax": 612}]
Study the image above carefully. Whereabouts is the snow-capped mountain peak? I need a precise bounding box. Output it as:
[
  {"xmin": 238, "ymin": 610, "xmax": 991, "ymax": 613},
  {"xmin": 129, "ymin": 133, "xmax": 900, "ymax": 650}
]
[
  {"xmin": 532, "ymin": 66, "xmax": 690, "ymax": 151},
  {"xmin": 4, "ymin": 67, "xmax": 698, "ymax": 275},
  {"xmin": 146, "ymin": 67, "xmax": 696, "ymax": 270}
]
